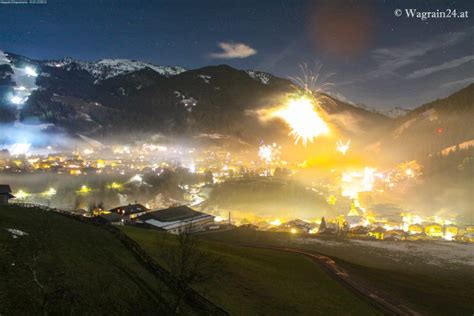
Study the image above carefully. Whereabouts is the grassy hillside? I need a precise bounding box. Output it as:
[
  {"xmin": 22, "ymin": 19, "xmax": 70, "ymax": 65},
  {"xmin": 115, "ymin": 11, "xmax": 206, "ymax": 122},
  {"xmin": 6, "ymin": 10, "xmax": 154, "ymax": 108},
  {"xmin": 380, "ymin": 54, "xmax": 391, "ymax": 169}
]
[
  {"xmin": 121, "ymin": 226, "xmax": 381, "ymax": 315},
  {"xmin": 0, "ymin": 205, "xmax": 186, "ymax": 315},
  {"xmin": 202, "ymin": 229, "xmax": 474, "ymax": 316}
]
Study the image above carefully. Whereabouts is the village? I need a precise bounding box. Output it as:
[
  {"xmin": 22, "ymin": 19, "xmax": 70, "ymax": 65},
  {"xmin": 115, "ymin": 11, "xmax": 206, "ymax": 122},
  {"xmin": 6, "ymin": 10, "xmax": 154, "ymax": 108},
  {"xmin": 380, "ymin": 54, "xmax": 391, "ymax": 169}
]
[{"xmin": 1, "ymin": 182, "xmax": 473, "ymax": 243}]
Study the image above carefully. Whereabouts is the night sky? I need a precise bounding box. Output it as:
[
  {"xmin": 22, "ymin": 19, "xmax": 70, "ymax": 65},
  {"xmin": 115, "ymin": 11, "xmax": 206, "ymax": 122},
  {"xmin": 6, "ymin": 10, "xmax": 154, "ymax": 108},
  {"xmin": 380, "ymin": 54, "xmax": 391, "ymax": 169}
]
[{"xmin": 1, "ymin": 0, "xmax": 473, "ymax": 109}]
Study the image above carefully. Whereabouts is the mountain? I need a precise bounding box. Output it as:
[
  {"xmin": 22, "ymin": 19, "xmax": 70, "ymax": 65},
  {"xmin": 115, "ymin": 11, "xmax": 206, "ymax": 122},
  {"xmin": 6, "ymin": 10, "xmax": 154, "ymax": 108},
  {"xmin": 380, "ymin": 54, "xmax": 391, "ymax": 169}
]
[
  {"xmin": 354, "ymin": 104, "xmax": 411, "ymax": 119},
  {"xmin": 0, "ymin": 50, "xmax": 389, "ymax": 146},
  {"xmin": 327, "ymin": 92, "xmax": 410, "ymax": 118},
  {"xmin": 44, "ymin": 57, "xmax": 186, "ymax": 82},
  {"xmin": 372, "ymin": 83, "xmax": 474, "ymax": 161}
]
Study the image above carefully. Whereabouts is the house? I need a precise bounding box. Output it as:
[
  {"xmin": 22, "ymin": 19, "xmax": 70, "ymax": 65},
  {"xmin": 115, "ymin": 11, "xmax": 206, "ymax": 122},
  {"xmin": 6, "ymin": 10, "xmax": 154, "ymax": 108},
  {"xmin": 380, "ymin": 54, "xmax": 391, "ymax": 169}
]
[
  {"xmin": 108, "ymin": 203, "xmax": 149, "ymax": 221},
  {"xmin": 368, "ymin": 226, "xmax": 386, "ymax": 240},
  {"xmin": 408, "ymin": 224, "xmax": 423, "ymax": 235},
  {"xmin": 239, "ymin": 223, "xmax": 258, "ymax": 230},
  {"xmin": 424, "ymin": 223, "xmax": 443, "ymax": 238},
  {"xmin": 443, "ymin": 224, "xmax": 459, "ymax": 240},
  {"xmin": 135, "ymin": 205, "xmax": 215, "ymax": 234},
  {"xmin": 271, "ymin": 219, "xmax": 318, "ymax": 234},
  {"xmin": 384, "ymin": 229, "xmax": 406, "ymax": 241},
  {"xmin": 0, "ymin": 185, "xmax": 14, "ymax": 205},
  {"xmin": 406, "ymin": 233, "xmax": 429, "ymax": 241},
  {"xmin": 347, "ymin": 226, "xmax": 370, "ymax": 239},
  {"xmin": 95, "ymin": 212, "xmax": 124, "ymax": 225}
]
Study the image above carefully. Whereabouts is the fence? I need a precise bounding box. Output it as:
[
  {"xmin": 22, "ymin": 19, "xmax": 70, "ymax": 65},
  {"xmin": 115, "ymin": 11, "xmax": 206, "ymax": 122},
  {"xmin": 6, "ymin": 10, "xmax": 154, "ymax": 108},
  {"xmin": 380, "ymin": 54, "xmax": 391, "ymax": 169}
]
[{"xmin": 11, "ymin": 202, "xmax": 228, "ymax": 315}]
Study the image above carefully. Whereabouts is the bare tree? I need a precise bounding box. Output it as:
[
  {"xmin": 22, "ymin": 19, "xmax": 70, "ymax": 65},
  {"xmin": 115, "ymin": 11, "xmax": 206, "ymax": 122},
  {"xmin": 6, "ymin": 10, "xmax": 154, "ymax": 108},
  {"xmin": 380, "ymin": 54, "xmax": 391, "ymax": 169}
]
[{"xmin": 160, "ymin": 224, "xmax": 222, "ymax": 313}]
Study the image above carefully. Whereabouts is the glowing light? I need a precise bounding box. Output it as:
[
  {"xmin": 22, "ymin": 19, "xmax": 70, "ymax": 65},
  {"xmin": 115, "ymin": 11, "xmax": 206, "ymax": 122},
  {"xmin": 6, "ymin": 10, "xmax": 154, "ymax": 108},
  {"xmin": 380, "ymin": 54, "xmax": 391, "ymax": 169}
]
[
  {"xmin": 326, "ymin": 195, "xmax": 337, "ymax": 205},
  {"xmin": 24, "ymin": 66, "xmax": 38, "ymax": 77},
  {"xmin": 270, "ymin": 96, "xmax": 329, "ymax": 146},
  {"xmin": 83, "ymin": 148, "xmax": 94, "ymax": 155},
  {"xmin": 129, "ymin": 174, "xmax": 143, "ymax": 184},
  {"xmin": 341, "ymin": 167, "xmax": 376, "ymax": 199},
  {"xmin": 14, "ymin": 190, "xmax": 29, "ymax": 199},
  {"xmin": 309, "ymin": 228, "xmax": 318, "ymax": 234},
  {"xmin": 270, "ymin": 219, "xmax": 282, "ymax": 226},
  {"xmin": 214, "ymin": 216, "xmax": 225, "ymax": 223},
  {"xmin": 443, "ymin": 232, "xmax": 455, "ymax": 241},
  {"xmin": 336, "ymin": 139, "xmax": 351, "ymax": 155},
  {"xmin": 107, "ymin": 182, "xmax": 124, "ymax": 190},
  {"xmin": 258, "ymin": 143, "xmax": 282, "ymax": 164},
  {"xmin": 290, "ymin": 228, "xmax": 297, "ymax": 234},
  {"xmin": 187, "ymin": 162, "xmax": 196, "ymax": 173},
  {"xmin": 78, "ymin": 185, "xmax": 91, "ymax": 194},
  {"xmin": 42, "ymin": 188, "xmax": 57, "ymax": 197},
  {"xmin": 10, "ymin": 95, "xmax": 25, "ymax": 105},
  {"xmin": 7, "ymin": 143, "xmax": 31, "ymax": 155},
  {"xmin": 258, "ymin": 145, "xmax": 273, "ymax": 164}
]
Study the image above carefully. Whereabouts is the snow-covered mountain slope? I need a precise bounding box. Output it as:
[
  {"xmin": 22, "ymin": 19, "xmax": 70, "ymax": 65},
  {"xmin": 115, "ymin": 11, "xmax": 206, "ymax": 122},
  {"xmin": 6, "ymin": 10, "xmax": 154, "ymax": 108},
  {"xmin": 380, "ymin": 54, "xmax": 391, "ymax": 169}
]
[
  {"xmin": 45, "ymin": 58, "xmax": 186, "ymax": 82},
  {"xmin": 0, "ymin": 50, "xmax": 39, "ymax": 107},
  {"xmin": 326, "ymin": 91, "xmax": 411, "ymax": 119},
  {"xmin": 355, "ymin": 104, "xmax": 410, "ymax": 119}
]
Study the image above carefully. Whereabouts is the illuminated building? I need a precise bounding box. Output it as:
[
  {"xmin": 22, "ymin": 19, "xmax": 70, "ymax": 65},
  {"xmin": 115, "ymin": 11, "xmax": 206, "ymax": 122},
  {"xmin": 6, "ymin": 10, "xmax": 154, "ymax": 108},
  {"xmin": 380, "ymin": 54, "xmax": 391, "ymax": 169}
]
[
  {"xmin": 108, "ymin": 203, "xmax": 149, "ymax": 220},
  {"xmin": 424, "ymin": 223, "xmax": 443, "ymax": 238},
  {"xmin": 443, "ymin": 225, "xmax": 458, "ymax": 241},
  {"xmin": 368, "ymin": 227, "xmax": 385, "ymax": 240},
  {"xmin": 135, "ymin": 205, "xmax": 215, "ymax": 234},
  {"xmin": 408, "ymin": 224, "xmax": 423, "ymax": 235}
]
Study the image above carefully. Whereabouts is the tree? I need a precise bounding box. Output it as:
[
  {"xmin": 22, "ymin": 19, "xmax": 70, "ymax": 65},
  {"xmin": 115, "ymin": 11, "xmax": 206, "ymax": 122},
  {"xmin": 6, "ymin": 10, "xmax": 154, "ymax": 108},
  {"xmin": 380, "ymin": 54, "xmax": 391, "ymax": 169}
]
[
  {"xmin": 159, "ymin": 224, "xmax": 222, "ymax": 313},
  {"xmin": 319, "ymin": 216, "xmax": 327, "ymax": 232},
  {"xmin": 204, "ymin": 170, "xmax": 214, "ymax": 184}
]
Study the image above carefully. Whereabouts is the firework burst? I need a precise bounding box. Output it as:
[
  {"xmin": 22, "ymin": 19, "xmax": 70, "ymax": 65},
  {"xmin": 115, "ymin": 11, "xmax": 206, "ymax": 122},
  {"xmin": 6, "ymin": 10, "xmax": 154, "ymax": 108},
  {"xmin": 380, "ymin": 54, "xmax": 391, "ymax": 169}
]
[
  {"xmin": 336, "ymin": 139, "xmax": 351, "ymax": 155},
  {"xmin": 272, "ymin": 96, "xmax": 329, "ymax": 146}
]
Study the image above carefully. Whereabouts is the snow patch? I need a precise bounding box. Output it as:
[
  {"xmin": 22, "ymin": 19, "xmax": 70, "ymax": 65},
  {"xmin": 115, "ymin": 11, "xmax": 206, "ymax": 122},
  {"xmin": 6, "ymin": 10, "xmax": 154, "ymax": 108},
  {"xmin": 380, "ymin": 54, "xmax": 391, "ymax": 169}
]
[
  {"xmin": 174, "ymin": 91, "xmax": 197, "ymax": 112},
  {"xmin": 393, "ymin": 118, "xmax": 417, "ymax": 139},
  {"xmin": 354, "ymin": 103, "xmax": 410, "ymax": 118},
  {"xmin": 421, "ymin": 108, "xmax": 438, "ymax": 122},
  {"xmin": 6, "ymin": 228, "xmax": 28, "ymax": 239},
  {"xmin": 441, "ymin": 139, "xmax": 474, "ymax": 156},
  {"xmin": 198, "ymin": 74, "xmax": 211, "ymax": 84},
  {"xmin": 246, "ymin": 70, "xmax": 271, "ymax": 85},
  {"xmin": 299, "ymin": 237, "xmax": 474, "ymax": 267}
]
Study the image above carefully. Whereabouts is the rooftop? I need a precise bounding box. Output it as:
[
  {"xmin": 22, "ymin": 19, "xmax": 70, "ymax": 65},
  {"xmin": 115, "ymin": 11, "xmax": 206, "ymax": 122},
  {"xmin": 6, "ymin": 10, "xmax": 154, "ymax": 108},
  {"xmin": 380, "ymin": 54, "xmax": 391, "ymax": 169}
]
[
  {"xmin": 109, "ymin": 203, "xmax": 148, "ymax": 215},
  {"xmin": 0, "ymin": 185, "xmax": 12, "ymax": 193},
  {"xmin": 139, "ymin": 205, "xmax": 212, "ymax": 222}
]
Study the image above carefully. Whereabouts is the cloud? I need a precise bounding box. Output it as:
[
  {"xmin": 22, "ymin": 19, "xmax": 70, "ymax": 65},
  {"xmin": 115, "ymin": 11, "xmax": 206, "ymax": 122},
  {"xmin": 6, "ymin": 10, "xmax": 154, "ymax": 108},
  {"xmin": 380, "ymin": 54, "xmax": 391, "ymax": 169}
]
[
  {"xmin": 407, "ymin": 55, "xmax": 474, "ymax": 79},
  {"xmin": 210, "ymin": 42, "xmax": 257, "ymax": 59},
  {"xmin": 340, "ymin": 28, "xmax": 474, "ymax": 84},
  {"xmin": 440, "ymin": 76, "xmax": 474, "ymax": 88}
]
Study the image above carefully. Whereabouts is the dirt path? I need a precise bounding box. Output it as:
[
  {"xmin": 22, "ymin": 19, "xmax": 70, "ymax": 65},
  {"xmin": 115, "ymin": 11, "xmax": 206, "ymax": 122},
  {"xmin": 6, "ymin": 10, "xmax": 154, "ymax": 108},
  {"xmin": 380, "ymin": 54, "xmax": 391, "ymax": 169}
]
[{"xmin": 243, "ymin": 245, "xmax": 421, "ymax": 316}]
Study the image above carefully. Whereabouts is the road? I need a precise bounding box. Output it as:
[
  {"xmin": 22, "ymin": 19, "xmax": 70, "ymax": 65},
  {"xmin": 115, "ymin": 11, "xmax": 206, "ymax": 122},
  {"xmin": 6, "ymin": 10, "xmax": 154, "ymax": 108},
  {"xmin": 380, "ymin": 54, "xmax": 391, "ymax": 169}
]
[{"xmin": 243, "ymin": 245, "xmax": 421, "ymax": 316}]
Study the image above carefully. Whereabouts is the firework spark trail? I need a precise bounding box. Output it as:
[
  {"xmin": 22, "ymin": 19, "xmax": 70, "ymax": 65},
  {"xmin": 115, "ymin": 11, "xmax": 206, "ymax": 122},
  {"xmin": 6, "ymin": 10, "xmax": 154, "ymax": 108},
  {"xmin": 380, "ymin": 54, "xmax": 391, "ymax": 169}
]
[
  {"xmin": 288, "ymin": 63, "xmax": 334, "ymax": 94},
  {"xmin": 336, "ymin": 139, "xmax": 351, "ymax": 155}
]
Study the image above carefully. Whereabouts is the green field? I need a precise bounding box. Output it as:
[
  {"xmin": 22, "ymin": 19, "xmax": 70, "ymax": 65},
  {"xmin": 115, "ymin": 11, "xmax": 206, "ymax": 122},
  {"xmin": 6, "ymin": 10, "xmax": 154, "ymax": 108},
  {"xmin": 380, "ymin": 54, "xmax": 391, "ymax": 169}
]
[
  {"xmin": 0, "ymin": 205, "xmax": 185, "ymax": 315},
  {"xmin": 202, "ymin": 228, "xmax": 474, "ymax": 316},
  {"xmin": 121, "ymin": 226, "xmax": 381, "ymax": 315},
  {"xmin": 4, "ymin": 205, "xmax": 469, "ymax": 316}
]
